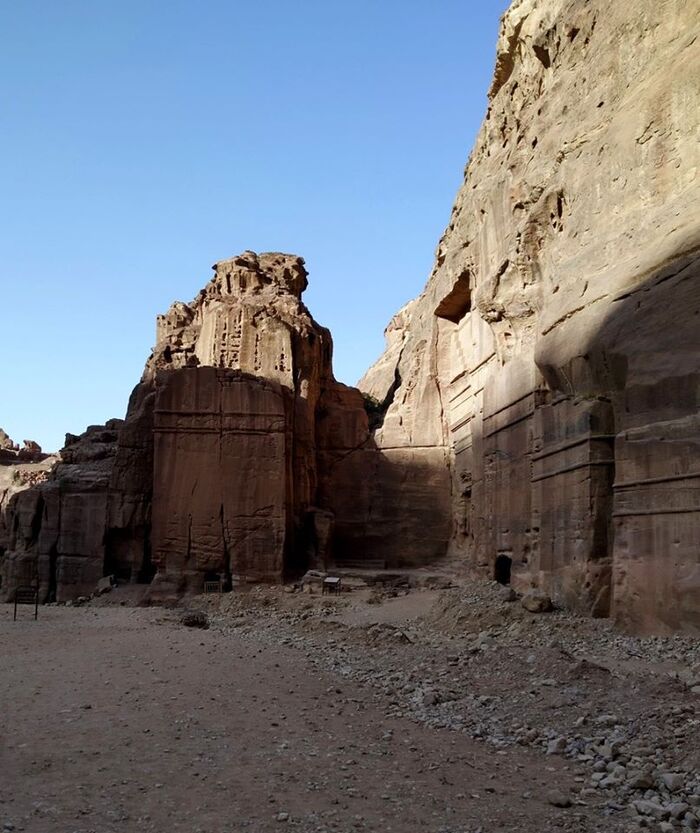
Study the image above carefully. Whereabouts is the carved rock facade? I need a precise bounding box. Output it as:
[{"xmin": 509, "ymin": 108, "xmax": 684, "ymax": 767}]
[
  {"xmin": 1, "ymin": 253, "xmax": 451, "ymax": 602},
  {"xmin": 360, "ymin": 0, "xmax": 700, "ymax": 632}
]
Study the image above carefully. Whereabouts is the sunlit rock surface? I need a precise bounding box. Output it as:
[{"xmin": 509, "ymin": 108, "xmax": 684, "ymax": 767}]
[{"xmin": 360, "ymin": 0, "xmax": 700, "ymax": 631}]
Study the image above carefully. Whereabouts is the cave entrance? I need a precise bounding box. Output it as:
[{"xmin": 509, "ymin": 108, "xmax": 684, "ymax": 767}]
[
  {"xmin": 494, "ymin": 554, "xmax": 512, "ymax": 585},
  {"xmin": 104, "ymin": 529, "xmax": 133, "ymax": 583}
]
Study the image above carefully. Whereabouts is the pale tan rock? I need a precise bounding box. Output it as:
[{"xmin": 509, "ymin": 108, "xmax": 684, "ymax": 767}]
[
  {"xmin": 521, "ymin": 590, "xmax": 553, "ymax": 614},
  {"xmin": 0, "ymin": 428, "xmax": 16, "ymax": 452},
  {"xmin": 362, "ymin": 0, "xmax": 700, "ymax": 631},
  {"xmin": 358, "ymin": 299, "xmax": 417, "ymax": 405}
]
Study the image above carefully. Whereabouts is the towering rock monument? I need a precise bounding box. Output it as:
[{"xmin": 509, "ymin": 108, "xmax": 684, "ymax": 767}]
[
  {"xmin": 361, "ymin": 0, "xmax": 700, "ymax": 631},
  {"xmin": 109, "ymin": 250, "xmax": 372, "ymax": 597}
]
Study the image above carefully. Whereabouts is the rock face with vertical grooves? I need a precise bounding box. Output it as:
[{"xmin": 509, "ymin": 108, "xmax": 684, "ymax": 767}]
[
  {"xmin": 360, "ymin": 0, "xmax": 700, "ymax": 631},
  {"xmin": 2, "ymin": 0, "xmax": 698, "ymax": 631},
  {"xmin": 124, "ymin": 250, "xmax": 370, "ymax": 597},
  {"xmin": 0, "ymin": 424, "xmax": 120, "ymax": 601},
  {"xmin": 0, "ymin": 252, "xmax": 451, "ymax": 602}
]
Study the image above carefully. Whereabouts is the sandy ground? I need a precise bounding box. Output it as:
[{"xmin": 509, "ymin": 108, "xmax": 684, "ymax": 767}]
[{"xmin": 0, "ymin": 598, "xmax": 626, "ymax": 833}]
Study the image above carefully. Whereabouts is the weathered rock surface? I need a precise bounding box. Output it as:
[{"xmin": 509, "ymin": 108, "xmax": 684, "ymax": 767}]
[
  {"xmin": 361, "ymin": 0, "xmax": 700, "ymax": 631},
  {"xmin": 0, "ymin": 433, "xmax": 58, "ymax": 583},
  {"xmin": 150, "ymin": 367, "xmax": 290, "ymax": 595},
  {"xmin": 0, "ymin": 423, "xmax": 119, "ymax": 601},
  {"xmin": 137, "ymin": 253, "xmax": 450, "ymax": 594},
  {"xmin": 1, "ymin": 253, "xmax": 450, "ymax": 601},
  {"xmin": 0, "ymin": 429, "xmax": 48, "ymax": 465},
  {"xmin": 3, "ymin": 0, "xmax": 697, "ymax": 630}
]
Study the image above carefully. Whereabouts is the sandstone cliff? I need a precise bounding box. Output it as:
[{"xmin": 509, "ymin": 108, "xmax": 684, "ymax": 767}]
[
  {"xmin": 1, "ymin": 253, "xmax": 450, "ymax": 602},
  {"xmin": 128, "ymin": 251, "xmax": 450, "ymax": 596},
  {"xmin": 2, "ymin": 0, "xmax": 697, "ymax": 631},
  {"xmin": 360, "ymin": 0, "xmax": 700, "ymax": 632},
  {"xmin": 115, "ymin": 251, "xmax": 370, "ymax": 597},
  {"xmin": 0, "ymin": 424, "xmax": 118, "ymax": 600}
]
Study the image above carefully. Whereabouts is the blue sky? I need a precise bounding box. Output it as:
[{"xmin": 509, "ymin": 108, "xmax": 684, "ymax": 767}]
[{"xmin": 1, "ymin": 1, "xmax": 509, "ymax": 451}]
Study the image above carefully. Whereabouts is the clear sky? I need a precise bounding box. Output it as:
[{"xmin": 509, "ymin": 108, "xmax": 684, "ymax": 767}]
[{"xmin": 1, "ymin": 0, "xmax": 509, "ymax": 452}]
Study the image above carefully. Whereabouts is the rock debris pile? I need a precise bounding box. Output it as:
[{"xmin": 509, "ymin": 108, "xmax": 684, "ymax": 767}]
[{"xmin": 202, "ymin": 579, "xmax": 700, "ymax": 831}]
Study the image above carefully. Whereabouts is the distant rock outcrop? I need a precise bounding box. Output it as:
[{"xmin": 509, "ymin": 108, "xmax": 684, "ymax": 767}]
[
  {"xmin": 0, "ymin": 420, "xmax": 104, "ymax": 600},
  {"xmin": 360, "ymin": 0, "xmax": 700, "ymax": 632}
]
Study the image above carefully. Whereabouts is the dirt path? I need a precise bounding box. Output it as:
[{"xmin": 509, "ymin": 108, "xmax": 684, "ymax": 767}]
[{"xmin": 0, "ymin": 604, "xmax": 618, "ymax": 833}]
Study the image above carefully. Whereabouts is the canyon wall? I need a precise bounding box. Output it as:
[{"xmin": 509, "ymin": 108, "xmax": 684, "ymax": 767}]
[
  {"xmin": 360, "ymin": 0, "xmax": 700, "ymax": 632},
  {"xmin": 2, "ymin": 0, "xmax": 697, "ymax": 631}
]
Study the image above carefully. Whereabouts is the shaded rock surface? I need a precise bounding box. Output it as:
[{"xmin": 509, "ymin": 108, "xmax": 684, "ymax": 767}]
[
  {"xmin": 0, "ymin": 423, "xmax": 119, "ymax": 601},
  {"xmin": 0, "ymin": 430, "xmax": 58, "ymax": 586},
  {"xmin": 1, "ymin": 253, "xmax": 449, "ymax": 602},
  {"xmin": 360, "ymin": 0, "xmax": 700, "ymax": 632}
]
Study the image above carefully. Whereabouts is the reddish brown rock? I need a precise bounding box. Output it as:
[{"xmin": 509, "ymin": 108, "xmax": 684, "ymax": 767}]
[
  {"xmin": 0, "ymin": 423, "xmax": 119, "ymax": 602},
  {"xmin": 1, "ymin": 251, "xmax": 450, "ymax": 603},
  {"xmin": 133, "ymin": 251, "xmax": 451, "ymax": 592},
  {"xmin": 0, "ymin": 429, "xmax": 57, "ymax": 577},
  {"xmin": 150, "ymin": 368, "xmax": 289, "ymax": 595}
]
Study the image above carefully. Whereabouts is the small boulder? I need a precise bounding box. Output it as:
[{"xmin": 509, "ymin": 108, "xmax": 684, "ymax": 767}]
[
  {"xmin": 95, "ymin": 575, "xmax": 115, "ymax": 596},
  {"xmin": 668, "ymin": 803, "xmax": 690, "ymax": 820},
  {"xmin": 659, "ymin": 772, "xmax": 685, "ymax": 793},
  {"xmin": 546, "ymin": 736, "xmax": 567, "ymax": 755},
  {"xmin": 547, "ymin": 790, "xmax": 572, "ymax": 808},
  {"xmin": 628, "ymin": 770, "xmax": 655, "ymax": 790},
  {"xmin": 633, "ymin": 800, "xmax": 669, "ymax": 820},
  {"xmin": 521, "ymin": 590, "xmax": 553, "ymax": 613},
  {"xmin": 180, "ymin": 609, "xmax": 210, "ymax": 629},
  {"xmin": 421, "ymin": 689, "xmax": 440, "ymax": 707},
  {"xmin": 498, "ymin": 586, "xmax": 517, "ymax": 603}
]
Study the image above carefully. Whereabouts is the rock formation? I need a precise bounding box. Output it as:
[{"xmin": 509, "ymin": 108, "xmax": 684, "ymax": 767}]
[
  {"xmin": 125, "ymin": 251, "xmax": 371, "ymax": 597},
  {"xmin": 132, "ymin": 251, "xmax": 450, "ymax": 596},
  {"xmin": 2, "ymin": 0, "xmax": 697, "ymax": 632},
  {"xmin": 0, "ymin": 425, "xmax": 110, "ymax": 600},
  {"xmin": 360, "ymin": 0, "xmax": 700, "ymax": 632},
  {"xmin": 1, "ymin": 252, "xmax": 451, "ymax": 602}
]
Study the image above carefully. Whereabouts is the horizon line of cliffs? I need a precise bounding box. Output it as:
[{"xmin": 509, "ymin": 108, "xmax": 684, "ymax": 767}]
[{"xmin": 2, "ymin": 0, "xmax": 699, "ymax": 632}]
